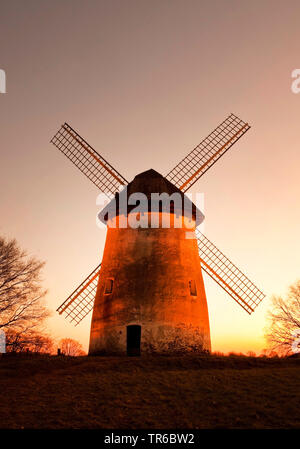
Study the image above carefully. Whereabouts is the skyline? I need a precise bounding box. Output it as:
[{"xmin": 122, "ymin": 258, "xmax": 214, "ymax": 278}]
[{"xmin": 1, "ymin": 0, "xmax": 300, "ymax": 353}]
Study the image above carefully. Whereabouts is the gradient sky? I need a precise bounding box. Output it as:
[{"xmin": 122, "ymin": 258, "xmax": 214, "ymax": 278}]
[{"xmin": 1, "ymin": 0, "xmax": 300, "ymax": 353}]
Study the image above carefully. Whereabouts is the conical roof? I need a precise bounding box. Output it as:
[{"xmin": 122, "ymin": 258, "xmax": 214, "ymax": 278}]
[
  {"xmin": 126, "ymin": 168, "xmax": 185, "ymax": 197},
  {"xmin": 99, "ymin": 169, "xmax": 204, "ymax": 225}
]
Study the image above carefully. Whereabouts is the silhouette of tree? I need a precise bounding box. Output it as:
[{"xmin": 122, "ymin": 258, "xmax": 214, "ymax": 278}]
[
  {"xmin": 265, "ymin": 280, "xmax": 300, "ymax": 355},
  {"xmin": 5, "ymin": 329, "xmax": 54, "ymax": 353},
  {"xmin": 0, "ymin": 236, "xmax": 50, "ymax": 334},
  {"xmin": 60, "ymin": 338, "xmax": 85, "ymax": 356}
]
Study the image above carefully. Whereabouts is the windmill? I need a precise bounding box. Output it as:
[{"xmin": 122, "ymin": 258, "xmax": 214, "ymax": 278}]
[{"xmin": 51, "ymin": 114, "xmax": 265, "ymax": 355}]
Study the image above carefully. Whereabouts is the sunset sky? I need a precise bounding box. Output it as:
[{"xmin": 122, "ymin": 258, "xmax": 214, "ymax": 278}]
[{"xmin": 1, "ymin": 0, "xmax": 300, "ymax": 354}]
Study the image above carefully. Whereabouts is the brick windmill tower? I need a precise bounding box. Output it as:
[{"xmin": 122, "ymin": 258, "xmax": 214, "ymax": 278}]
[{"xmin": 51, "ymin": 114, "xmax": 265, "ymax": 355}]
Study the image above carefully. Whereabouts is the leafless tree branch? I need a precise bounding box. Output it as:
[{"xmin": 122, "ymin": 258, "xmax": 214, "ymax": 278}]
[
  {"xmin": 0, "ymin": 236, "xmax": 50, "ymax": 335},
  {"xmin": 265, "ymin": 280, "xmax": 300, "ymax": 355}
]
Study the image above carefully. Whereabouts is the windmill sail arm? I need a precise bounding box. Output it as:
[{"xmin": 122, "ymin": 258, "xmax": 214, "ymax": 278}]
[
  {"xmin": 166, "ymin": 113, "xmax": 250, "ymax": 192},
  {"xmin": 196, "ymin": 230, "xmax": 265, "ymax": 314},
  {"xmin": 56, "ymin": 263, "xmax": 101, "ymax": 326},
  {"xmin": 50, "ymin": 123, "xmax": 128, "ymax": 197}
]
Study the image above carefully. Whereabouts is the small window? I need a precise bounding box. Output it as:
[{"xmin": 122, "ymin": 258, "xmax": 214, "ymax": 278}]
[
  {"xmin": 104, "ymin": 278, "xmax": 114, "ymax": 294},
  {"xmin": 189, "ymin": 280, "xmax": 197, "ymax": 296}
]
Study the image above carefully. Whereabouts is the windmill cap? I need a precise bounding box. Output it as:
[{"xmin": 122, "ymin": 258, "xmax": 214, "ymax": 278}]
[{"xmin": 99, "ymin": 169, "xmax": 204, "ymax": 226}]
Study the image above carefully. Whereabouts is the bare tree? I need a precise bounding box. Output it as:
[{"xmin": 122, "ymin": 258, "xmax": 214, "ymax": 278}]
[
  {"xmin": 5, "ymin": 329, "xmax": 55, "ymax": 353},
  {"xmin": 60, "ymin": 338, "xmax": 85, "ymax": 356},
  {"xmin": 0, "ymin": 236, "xmax": 50, "ymax": 334},
  {"xmin": 265, "ymin": 280, "xmax": 300, "ymax": 355}
]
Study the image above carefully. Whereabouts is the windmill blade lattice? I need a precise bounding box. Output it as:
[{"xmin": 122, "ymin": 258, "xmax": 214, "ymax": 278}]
[
  {"xmin": 166, "ymin": 113, "xmax": 250, "ymax": 192},
  {"xmin": 57, "ymin": 263, "xmax": 101, "ymax": 325},
  {"xmin": 196, "ymin": 229, "xmax": 265, "ymax": 314},
  {"xmin": 51, "ymin": 123, "xmax": 128, "ymax": 196}
]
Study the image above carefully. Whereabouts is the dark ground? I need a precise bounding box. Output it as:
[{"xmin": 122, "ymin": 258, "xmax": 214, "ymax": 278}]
[{"xmin": 0, "ymin": 353, "xmax": 299, "ymax": 429}]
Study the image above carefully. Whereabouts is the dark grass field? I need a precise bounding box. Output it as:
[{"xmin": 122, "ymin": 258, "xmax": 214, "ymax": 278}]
[{"xmin": 0, "ymin": 353, "xmax": 299, "ymax": 429}]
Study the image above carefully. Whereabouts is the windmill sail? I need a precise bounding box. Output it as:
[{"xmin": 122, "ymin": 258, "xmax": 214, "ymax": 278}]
[
  {"xmin": 196, "ymin": 230, "xmax": 265, "ymax": 314},
  {"xmin": 57, "ymin": 263, "xmax": 101, "ymax": 325},
  {"xmin": 166, "ymin": 113, "xmax": 250, "ymax": 192},
  {"xmin": 51, "ymin": 123, "xmax": 128, "ymax": 196}
]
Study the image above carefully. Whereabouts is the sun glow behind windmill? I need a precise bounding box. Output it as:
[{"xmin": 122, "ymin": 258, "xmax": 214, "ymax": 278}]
[{"xmin": 50, "ymin": 114, "xmax": 265, "ymax": 355}]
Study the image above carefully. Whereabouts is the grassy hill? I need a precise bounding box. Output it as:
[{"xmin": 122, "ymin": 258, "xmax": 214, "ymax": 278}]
[{"xmin": 0, "ymin": 353, "xmax": 299, "ymax": 429}]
